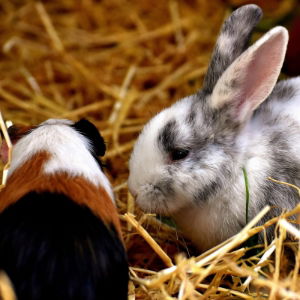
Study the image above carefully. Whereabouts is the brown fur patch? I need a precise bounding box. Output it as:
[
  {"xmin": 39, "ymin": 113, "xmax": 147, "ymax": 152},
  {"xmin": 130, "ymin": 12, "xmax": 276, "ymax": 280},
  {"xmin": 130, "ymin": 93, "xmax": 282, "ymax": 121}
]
[{"xmin": 0, "ymin": 151, "xmax": 122, "ymax": 239}]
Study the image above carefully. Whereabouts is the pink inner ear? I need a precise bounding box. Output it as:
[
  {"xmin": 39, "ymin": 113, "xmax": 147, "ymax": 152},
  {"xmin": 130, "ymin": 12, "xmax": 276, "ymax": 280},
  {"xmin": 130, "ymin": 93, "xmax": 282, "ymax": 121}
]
[
  {"xmin": 211, "ymin": 27, "xmax": 288, "ymax": 123},
  {"xmin": 232, "ymin": 30, "xmax": 287, "ymax": 121},
  {"xmin": 238, "ymin": 39, "xmax": 283, "ymax": 116}
]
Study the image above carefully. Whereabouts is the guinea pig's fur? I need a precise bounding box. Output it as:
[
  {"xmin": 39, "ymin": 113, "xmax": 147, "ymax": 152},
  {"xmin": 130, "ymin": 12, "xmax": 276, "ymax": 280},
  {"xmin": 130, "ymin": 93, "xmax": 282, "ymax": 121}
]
[{"xmin": 0, "ymin": 119, "xmax": 128, "ymax": 300}]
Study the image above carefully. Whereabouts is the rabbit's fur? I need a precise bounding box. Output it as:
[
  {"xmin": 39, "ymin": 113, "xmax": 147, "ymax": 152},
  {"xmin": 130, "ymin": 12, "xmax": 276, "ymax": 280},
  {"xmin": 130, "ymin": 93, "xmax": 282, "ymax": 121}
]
[{"xmin": 128, "ymin": 4, "xmax": 300, "ymax": 251}]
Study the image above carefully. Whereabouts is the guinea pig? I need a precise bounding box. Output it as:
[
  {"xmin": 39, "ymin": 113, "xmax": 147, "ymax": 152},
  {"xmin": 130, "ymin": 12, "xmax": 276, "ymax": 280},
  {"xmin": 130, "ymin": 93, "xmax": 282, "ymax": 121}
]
[
  {"xmin": 0, "ymin": 119, "xmax": 128, "ymax": 300},
  {"xmin": 128, "ymin": 4, "xmax": 300, "ymax": 251}
]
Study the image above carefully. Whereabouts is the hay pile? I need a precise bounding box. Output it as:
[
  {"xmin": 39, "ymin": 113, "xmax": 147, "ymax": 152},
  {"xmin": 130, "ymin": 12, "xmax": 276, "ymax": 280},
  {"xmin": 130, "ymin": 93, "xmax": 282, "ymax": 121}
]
[{"xmin": 0, "ymin": 1, "xmax": 300, "ymax": 299}]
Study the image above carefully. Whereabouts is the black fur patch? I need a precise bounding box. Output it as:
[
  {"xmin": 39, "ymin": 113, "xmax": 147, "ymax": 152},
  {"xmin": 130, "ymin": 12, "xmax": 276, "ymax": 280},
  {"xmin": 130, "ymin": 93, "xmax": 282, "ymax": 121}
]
[
  {"xmin": 72, "ymin": 119, "xmax": 106, "ymax": 157},
  {"xmin": 0, "ymin": 192, "xmax": 128, "ymax": 300},
  {"xmin": 7, "ymin": 125, "xmax": 18, "ymax": 138}
]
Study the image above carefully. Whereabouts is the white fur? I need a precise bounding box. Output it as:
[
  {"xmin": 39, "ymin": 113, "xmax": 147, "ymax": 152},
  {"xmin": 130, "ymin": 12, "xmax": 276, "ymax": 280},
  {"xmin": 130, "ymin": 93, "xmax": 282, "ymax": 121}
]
[
  {"xmin": 172, "ymin": 193, "xmax": 245, "ymax": 250},
  {"xmin": 8, "ymin": 119, "xmax": 114, "ymax": 201},
  {"xmin": 217, "ymin": 34, "xmax": 234, "ymax": 55}
]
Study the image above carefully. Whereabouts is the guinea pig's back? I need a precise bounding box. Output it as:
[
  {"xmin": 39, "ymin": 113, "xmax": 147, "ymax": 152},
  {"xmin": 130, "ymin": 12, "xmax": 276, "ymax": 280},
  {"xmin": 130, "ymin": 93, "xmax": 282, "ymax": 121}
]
[{"xmin": 0, "ymin": 191, "xmax": 128, "ymax": 300}]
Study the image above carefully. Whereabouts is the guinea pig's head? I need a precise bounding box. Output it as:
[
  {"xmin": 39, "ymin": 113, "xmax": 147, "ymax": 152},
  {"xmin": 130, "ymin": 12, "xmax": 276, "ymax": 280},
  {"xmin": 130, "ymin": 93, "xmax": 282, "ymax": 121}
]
[
  {"xmin": 2, "ymin": 119, "xmax": 108, "ymax": 182},
  {"xmin": 1, "ymin": 119, "xmax": 106, "ymax": 162}
]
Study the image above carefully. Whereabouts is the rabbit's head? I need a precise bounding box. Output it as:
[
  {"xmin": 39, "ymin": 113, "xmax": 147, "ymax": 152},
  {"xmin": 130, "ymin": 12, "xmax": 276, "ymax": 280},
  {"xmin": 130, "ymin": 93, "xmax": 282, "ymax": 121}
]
[{"xmin": 128, "ymin": 5, "xmax": 288, "ymax": 215}]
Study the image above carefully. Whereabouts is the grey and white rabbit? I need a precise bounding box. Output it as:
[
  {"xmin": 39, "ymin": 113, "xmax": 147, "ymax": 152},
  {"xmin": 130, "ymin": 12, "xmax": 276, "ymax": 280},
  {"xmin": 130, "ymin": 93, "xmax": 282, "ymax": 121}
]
[{"xmin": 128, "ymin": 4, "xmax": 300, "ymax": 251}]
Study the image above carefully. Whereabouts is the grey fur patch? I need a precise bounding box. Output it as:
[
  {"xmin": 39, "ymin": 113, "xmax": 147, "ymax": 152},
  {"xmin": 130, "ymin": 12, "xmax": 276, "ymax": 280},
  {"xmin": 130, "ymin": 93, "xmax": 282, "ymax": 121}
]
[
  {"xmin": 258, "ymin": 181, "xmax": 298, "ymax": 242},
  {"xmin": 154, "ymin": 179, "xmax": 175, "ymax": 197},
  {"xmin": 186, "ymin": 108, "xmax": 196, "ymax": 125},
  {"xmin": 193, "ymin": 177, "xmax": 223, "ymax": 204},
  {"xmin": 270, "ymin": 132, "xmax": 300, "ymax": 181},
  {"xmin": 254, "ymin": 80, "xmax": 298, "ymax": 119},
  {"xmin": 158, "ymin": 119, "xmax": 177, "ymax": 152},
  {"xmin": 192, "ymin": 92, "xmax": 241, "ymax": 140},
  {"xmin": 270, "ymin": 80, "xmax": 296, "ymax": 101},
  {"xmin": 256, "ymin": 131, "xmax": 300, "ymax": 241},
  {"xmin": 166, "ymin": 166, "xmax": 175, "ymax": 176},
  {"xmin": 203, "ymin": 5, "xmax": 262, "ymax": 94}
]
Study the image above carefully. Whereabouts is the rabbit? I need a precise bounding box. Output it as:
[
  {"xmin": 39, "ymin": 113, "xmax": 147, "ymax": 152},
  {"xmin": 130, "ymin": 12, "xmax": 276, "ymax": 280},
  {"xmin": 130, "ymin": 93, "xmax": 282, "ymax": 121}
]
[
  {"xmin": 128, "ymin": 4, "xmax": 300, "ymax": 252},
  {"xmin": 0, "ymin": 119, "xmax": 128, "ymax": 300}
]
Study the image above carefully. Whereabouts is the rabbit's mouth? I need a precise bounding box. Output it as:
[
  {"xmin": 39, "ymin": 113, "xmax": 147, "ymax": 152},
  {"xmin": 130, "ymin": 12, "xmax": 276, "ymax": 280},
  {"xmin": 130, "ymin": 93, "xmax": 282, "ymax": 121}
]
[{"xmin": 135, "ymin": 182, "xmax": 180, "ymax": 215}]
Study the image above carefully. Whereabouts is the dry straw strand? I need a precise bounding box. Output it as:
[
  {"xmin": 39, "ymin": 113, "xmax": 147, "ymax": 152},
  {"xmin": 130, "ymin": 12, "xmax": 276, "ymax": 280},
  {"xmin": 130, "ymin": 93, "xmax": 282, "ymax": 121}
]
[
  {"xmin": 124, "ymin": 213, "xmax": 174, "ymax": 268},
  {"xmin": 0, "ymin": 112, "xmax": 12, "ymax": 189}
]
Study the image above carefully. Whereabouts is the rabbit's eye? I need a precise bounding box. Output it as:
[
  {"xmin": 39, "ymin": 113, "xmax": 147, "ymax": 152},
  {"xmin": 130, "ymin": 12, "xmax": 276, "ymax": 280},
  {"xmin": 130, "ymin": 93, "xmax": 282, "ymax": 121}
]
[{"xmin": 171, "ymin": 149, "xmax": 189, "ymax": 161}]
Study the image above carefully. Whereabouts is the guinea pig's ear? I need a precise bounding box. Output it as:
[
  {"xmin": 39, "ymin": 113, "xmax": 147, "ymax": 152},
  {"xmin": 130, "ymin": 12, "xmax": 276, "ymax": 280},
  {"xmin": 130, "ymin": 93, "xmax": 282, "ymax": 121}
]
[
  {"xmin": 5, "ymin": 125, "xmax": 36, "ymax": 144},
  {"xmin": 209, "ymin": 27, "xmax": 288, "ymax": 124},
  {"xmin": 72, "ymin": 119, "xmax": 106, "ymax": 157},
  {"xmin": 203, "ymin": 4, "xmax": 262, "ymax": 94}
]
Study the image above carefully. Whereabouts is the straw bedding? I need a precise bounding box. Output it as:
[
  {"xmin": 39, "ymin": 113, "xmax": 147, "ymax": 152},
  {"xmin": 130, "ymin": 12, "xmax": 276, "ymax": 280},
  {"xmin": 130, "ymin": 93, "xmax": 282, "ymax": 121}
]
[{"xmin": 0, "ymin": 1, "xmax": 300, "ymax": 299}]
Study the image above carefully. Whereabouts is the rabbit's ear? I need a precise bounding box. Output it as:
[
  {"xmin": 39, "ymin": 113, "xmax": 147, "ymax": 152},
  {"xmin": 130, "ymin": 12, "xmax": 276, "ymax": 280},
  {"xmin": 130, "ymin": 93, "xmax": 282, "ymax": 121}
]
[
  {"xmin": 210, "ymin": 27, "xmax": 288, "ymax": 123},
  {"xmin": 203, "ymin": 4, "xmax": 262, "ymax": 93}
]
